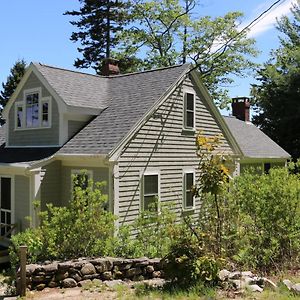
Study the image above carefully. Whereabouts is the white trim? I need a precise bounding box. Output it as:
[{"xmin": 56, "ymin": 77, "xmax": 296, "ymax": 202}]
[
  {"xmin": 0, "ymin": 175, "xmax": 15, "ymax": 227},
  {"xmin": 182, "ymin": 169, "xmax": 195, "ymax": 211},
  {"xmin": 112, "ymin": 163, "xmax": 119, "ymax": 228},
  {"xmin": 140, "ymin": 169, "xmax": 161, "ymax": 212},
  {"xmin": 183, "ymin": 89, "xmax": 196, "ymax": 131}
]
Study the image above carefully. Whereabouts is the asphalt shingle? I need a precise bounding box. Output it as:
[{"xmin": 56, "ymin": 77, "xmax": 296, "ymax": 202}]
[{"xmin": 223, "ymin": 116, "xmax": 290, "ymax": 158}]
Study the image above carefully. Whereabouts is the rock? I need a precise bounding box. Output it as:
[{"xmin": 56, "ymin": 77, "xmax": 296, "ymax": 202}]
[
  {"xmin": 81, "ymin": 263, "xmax": 96, "ymax": 276},
  {"xmin": 102, "ymin": 271, "xmax": 113, "ymax": 281},
  {"xmin": 133, "ymin": 275, "xmax": 144, "ymax": 281},
  {"xmin": 142, "ymin": 278, "xmax": 166, "ymax": 288},
  {"xmin": 36, "ymin": 283, "xmax": 46, "ymax": 291},
  {"xmin": 62, "ymin": 278, "xmax": 77, "ymax": 288},
  {"xmin": 82, "ymin": 274, "xmax": 100, "ymax": 280},
  {"xmin": 152, "ymin": 271, "xmax": 161, "ymax": 278},
  {"xmin": 32, "ymin": 275, "xmax": 45, "ymax": 283},
  {"xmin": 126, "ymin": 268, "xmax": 142, "ymax": 278},
  {"xmin": 218, "ymin": 269, "xmax": 230, "ymax": 281},
  {"xmin": 58, "ymin": 262, "xmax": 72, "ymax": 272},
  {"xmin": 43, "ymin": 263, "xmax": 58, "ymax": 273},
  {"xmin": 241, "ymin": 271, "xmax": 253, "ymax": 277},
  {"xmin": 291, "ymin": 283, "xmax": 300, "ymax": 295},
  {"xmin": 247, "ymin": 284, "xmax": 263, "ymax": 293},
  {"xmin": 283, "ymin": 279, "xmax": 293, "ymax": 290},
  {"xmin": 77, "ymin": 279, "xmax": 92, "ymax": 287},
  {"xmin": 228, "ymin": 271, "xmax": 242, "ymax": 280},
  {"xmin": 118, "ymin": 263, "xmax": 132, "ymax": 271},
  {"xmin": 55, "ymin": 271, "xmax": 69, "ymax": 281},
  {"xmin": 231, "ymin": 279, "xmax": 247, "ymax": 290},
  {"xmin": 104, "ymin": 279, "xmax": 123, "ymax": 288},
  {"xmin": 114, "ymin": 271, "xmax": 124, "ymax": 279},
  {"xmin": 26, "ymin": 264, "xmax": 39, "ymax": 276},
  {"xmin": 70, "ymin": 273, "xmax": 82, "ymax": 282},
  {"xmin": 262, "ymin": 277, "xmax": 277, "ymax": 290},
  {"xmin": 48, "ymin": 281, "xmax": 58, "ymax": 288},
  {"xmin": 145, "ymin": 265, "xmax": 154, "ymax": 274}
]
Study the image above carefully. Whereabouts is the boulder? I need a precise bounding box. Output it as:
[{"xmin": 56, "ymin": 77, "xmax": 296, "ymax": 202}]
[
  {"xmin": 218, "ymin": 269, "xmax": 230, "ymax": 281},
  {"xmin": 81, "ymin": 263, "xmax": 96, "ymax": 276},
  {"xmin": 126, "ymin": 268, "xmax": 142, "ymax": 278},
  {"xmin": 247, "ymin": 284, "xmax": 263, "ymax": 293},
  {"xmin": 283, "ymin": 279, "xmax": 293, "ymax": 290},
  {"xmin": 291, "ymin": 283, "xmax": 300, "ymax": 295},
  {"xmin": 102, "ymin": 271, "xmax": 113, "ymax": 281},
  {"xmin": 62, "ymin": 278, "xmax": 77, "ymax": 288},
  {"xmin": 36, "ymin": 283, "xmax": 46, "ymax": 291}
]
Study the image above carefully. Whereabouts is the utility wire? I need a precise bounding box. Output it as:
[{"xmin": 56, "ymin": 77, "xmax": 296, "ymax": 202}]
[{"xmin": 189, "ymin": 0, "xmax": 287, "ymax": 73}]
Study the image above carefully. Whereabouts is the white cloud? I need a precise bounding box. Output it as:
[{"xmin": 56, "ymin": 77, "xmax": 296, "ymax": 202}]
[{"xmin": 240, "ymin": 0, "xmax": 298, "ymax": 38}]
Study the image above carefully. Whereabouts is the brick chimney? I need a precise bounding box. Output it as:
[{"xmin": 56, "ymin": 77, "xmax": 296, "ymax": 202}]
[
  {"xmin": 231, "ymin": 97, "xmax": 250, "ymax": 122},
  {"xmin": 101, "ymin": 58, "xmax": 120, "ymax": 76}
]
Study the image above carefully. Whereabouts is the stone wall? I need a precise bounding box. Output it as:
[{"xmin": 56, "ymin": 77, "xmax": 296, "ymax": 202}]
[{"xmin": 19, "ymin": 257, "xmax": 163, "ymax": 291}]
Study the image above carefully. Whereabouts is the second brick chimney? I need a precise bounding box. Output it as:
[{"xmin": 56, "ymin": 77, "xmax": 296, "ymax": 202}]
[
  {"xmin": 232, "ymin": 97, "xmax": 250, "ymax": 122},
  {"xmin": 101, "ymin": 58, "xmax": 120, "ymax": 76}
]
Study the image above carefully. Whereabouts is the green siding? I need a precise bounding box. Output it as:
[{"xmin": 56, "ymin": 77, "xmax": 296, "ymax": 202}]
[
  {"xmin": 15, "ymin": 175, "xmax": 30, "ymax": 232},
  {"xmin": 117, "ymin": 76, "xmax": 234, "ymax": 226},
  {"xmin": 60, "ymin": 166, "xmax": 109, "ymax": 206},
  {"xmin": 41, "ymin": 161, "xmax": 62, "ymax": 210},
  {"xmin": 8, "ymin": 72, "xmax": 60, "ymax": 146}
]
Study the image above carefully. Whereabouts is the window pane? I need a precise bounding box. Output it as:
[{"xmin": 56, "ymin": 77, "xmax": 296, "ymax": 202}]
[
  {"xmin": 144, "ymin": 195, "xmax": 157, "ymax": 211},
  {"xmin": 42, "ymin": 102, "xmax": 48, "ymax": 114},
  {"xmin": 186, "ymin": 173, "xmax": 194, "ymax": 190},
  {"xmin": 144, "ymin": 175, "xmax": 158, "ymax": 195},
  {"xmin": 17, "ymin": 106, "xmax": 23, "ymax": 128},
  {"xmin": 26, "ymin": 93, "xmax": 39, "ymax": 127},
  {"xmin": 42, "ymin": 102, "xmax": 49, "ymax": 126},
  {"xmin": 186, "ymin": 93, "xmax": 194, "ymax": 111},
  {"xmin": 186, "ymin": 111, "xmax": 194, "ymax": 128},
  {"xmin": 185, "ymin": 191, "xmax": 194, "ymax": 208},
  {"xmin": 1, "ymin": 178, "xmax": 11, "ymax": 210}
]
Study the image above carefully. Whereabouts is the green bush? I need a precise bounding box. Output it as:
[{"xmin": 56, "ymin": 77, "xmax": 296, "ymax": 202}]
[
  {"xmin": 114, "ymin": 202, "xmax": 180, "ymax": 258},
  {"xmin": 10, "ymin": 175, "xmax": 116, "ymax": 267},
  {"xmin": 163, "ymin": 229, "xmax": 221, "ymax": 287}
]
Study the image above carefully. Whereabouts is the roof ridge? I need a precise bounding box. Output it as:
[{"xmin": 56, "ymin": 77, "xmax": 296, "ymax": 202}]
[
  {"xmin": 34, "ymin": 62, "xmax": 104, "ymax": 79},
  {"xmin": 34, "ymin": 62, "xmax": 190, "ymax": 79},
  {"xmin": 107, "ymin": 63, "xmax": 190, "ymax": 78}
]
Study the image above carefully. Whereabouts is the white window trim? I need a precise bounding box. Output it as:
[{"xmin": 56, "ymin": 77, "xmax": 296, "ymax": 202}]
[
  {"xmin": 14, "ymin": 87, "xmax": 52, "ymax": 130},
  {"xmin": 182, "ymin": 169, "xmax": 196, "ymax": 211},
  {"xmin": 140, "ymin": 170, "xmax": 160, "ymax": 212},
  {"xmin": 183, "ymin": 89, "xmax": 196, "ymax": 131}
]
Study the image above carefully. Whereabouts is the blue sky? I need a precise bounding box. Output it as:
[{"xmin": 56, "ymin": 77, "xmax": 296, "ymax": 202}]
[{"xmin": 0, "ymin": 0, "xmax": 296, "ymax": 101}]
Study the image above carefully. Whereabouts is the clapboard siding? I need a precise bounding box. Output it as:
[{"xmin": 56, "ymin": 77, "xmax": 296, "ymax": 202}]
[
  {"xmin": 8, "ymin": 73, "xmax": 60, "ymax": 146},
  {"xmin": 117, "ymin": 76, "xmax": 234, "ymax": 226}
]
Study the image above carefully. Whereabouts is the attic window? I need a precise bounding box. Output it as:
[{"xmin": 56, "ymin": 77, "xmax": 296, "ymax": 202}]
[
  {"xmin": 184, "ymin": 92, "xmax": 195, "ymax": 129},
  {"xmin": 15, "ymin": 88, "xmax": 51, "ymax": 129}
]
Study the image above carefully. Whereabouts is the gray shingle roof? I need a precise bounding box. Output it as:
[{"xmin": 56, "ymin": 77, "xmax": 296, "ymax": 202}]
[
  {"xmin": 35, "ymin": 63, "xmax": 109, "ymax": 109},
  {"xmin": 57, "ymin": 64, "xmax": 190, "ymax": 155},
  {"xmin": 223, "ymin": 116, "xmax": 290, "ymax": 159}
]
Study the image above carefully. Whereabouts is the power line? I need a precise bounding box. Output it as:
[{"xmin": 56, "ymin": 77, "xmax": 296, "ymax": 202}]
[{"xmin": 189, "ymin": 0, "xmax": 287, "ymax": 73}]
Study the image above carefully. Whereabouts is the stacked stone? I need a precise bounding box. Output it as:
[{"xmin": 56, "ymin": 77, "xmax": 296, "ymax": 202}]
[{"xmin": 21, "ymin": 257, "xmax": 163, "ymax": 291}]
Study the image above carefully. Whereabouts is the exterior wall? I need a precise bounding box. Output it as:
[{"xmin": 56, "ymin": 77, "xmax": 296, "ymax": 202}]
[
  {"xmin": 15, "ymin": 175, "xmax": 30, "ymax": 232},
  {"xmin": 8, "ymin": 72, "xmax": 60, "ymax": 146},
  {"xmin": 240, "ymin": 160, "xmax": 287, "ymax": 174},
  {"xmin": 68, "ymin": 120, "xmax": 86, "ymax": 140},
  {"xmin": 40, "ymin": 161, "xmax": 62, "ymax": 210},
  {"xmin": 60, "ymin": 166, "xmax": 109, "ymax": 206},
  {"xmin": 117, "ymin": 76, "xmax": 234, "ymax": 226}
]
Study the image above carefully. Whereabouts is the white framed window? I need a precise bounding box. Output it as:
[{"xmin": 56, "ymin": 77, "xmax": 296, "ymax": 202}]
[
  {"xmin": 15, "ymin": 102, "xmax": 23, "ymax": 128},
  {"xmin": 183, "ymin": 92, "xmax": 195, "ymax": 130},
  {"xmin": 141, "ymin": 172, "xmax": 160, "ymax": 211},
  {"xmin": 71, "ymin": 169, "xmax": 93, "ymax": 191},
  {"xmin": 14, "ymin": 88, "xmax": 51, "ymax": 129},
  {"xmin": 183, "ymin": 171, "xmax": 195, "ymax": 210}
]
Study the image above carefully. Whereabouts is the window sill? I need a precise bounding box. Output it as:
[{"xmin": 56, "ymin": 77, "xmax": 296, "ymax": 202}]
[
  {"xmin": 182, "ymin": 207, "xmax": 196, "ymax": 214},
  {"xmin": 181, "ymin": 128, "xmax": 196, "ymax": 136},
  {"xmin": 14, "ymin": 126, "xmax": 51, "ymax": 131}
]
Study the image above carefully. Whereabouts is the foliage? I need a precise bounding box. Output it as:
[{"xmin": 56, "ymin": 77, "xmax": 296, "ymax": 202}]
[
  {"xmin": 67, "ymin": 0, "xmax": 257, "ymax": 107},
  {"xmin": 65, "ymin": 0, "xmax": 130, "ymax": 74},
  {"xmin": 10, "ymin": 174, "xmax": 115, "ymax": 268},
  {"xmin": 0, "ymin": 59, "xmax": 26, "ymax": 125},
  {"xmin": 251, "ymin": 2, "xmax": 300, "ymax": 159},
  {"xmin": 114, "ymin": 202, "xmax": 180, "ymax": 258},
  {"xmin": 227, "ymin": 167, "xmax": 300, "ymax": 271},
  {"xmin": 163, "ymin": 229, "xmax": 221, "ymax": 287}
]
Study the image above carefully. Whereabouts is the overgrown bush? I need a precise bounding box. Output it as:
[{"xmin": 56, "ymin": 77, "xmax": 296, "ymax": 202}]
[
  {"xmin": 10, "ymin": 175, "xmax": 115, "ymax": 268},
  {"xmin": 163, "ymin": 228, "xmax": 221, "ymax": 287},
  {"xmin": 114, "ymin": 202, "xmax": 181, "ymax": 258}
]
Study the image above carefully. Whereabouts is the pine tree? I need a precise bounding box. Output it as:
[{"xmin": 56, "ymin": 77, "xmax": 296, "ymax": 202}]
[
  {"xmin": 65, "ymin": 0, "xmax": 130, "ymax": 74},
  {"xmin": 252, "ymin": 3, "xmax": 300, "ymax": 159},
  {"xmin": 0, "ymin": 59, "xmax": 26, "ymax": 125}
]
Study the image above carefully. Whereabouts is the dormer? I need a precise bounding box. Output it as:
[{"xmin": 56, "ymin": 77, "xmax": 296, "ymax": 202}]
[{"xmin": 2, "ymin": 62, "xmax": 107, "ymax": 148}]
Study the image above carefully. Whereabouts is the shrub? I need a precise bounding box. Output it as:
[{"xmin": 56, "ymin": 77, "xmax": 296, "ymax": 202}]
[
  {"xmin": 10, "ymin": 175, "xmax": 116, "ymax": 267},
  {"xmin": 163, "ymin": 229, "xmax": 221, "ymax": 287}
]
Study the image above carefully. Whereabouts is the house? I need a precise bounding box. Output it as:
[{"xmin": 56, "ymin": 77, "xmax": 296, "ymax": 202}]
[
  {"xmin": 224, "ymin": 97, "xmax": 290, "ymax": 174},
  {"xmin": 0, "ymin": 61, "xmax": 288, "ymax": 234}
]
